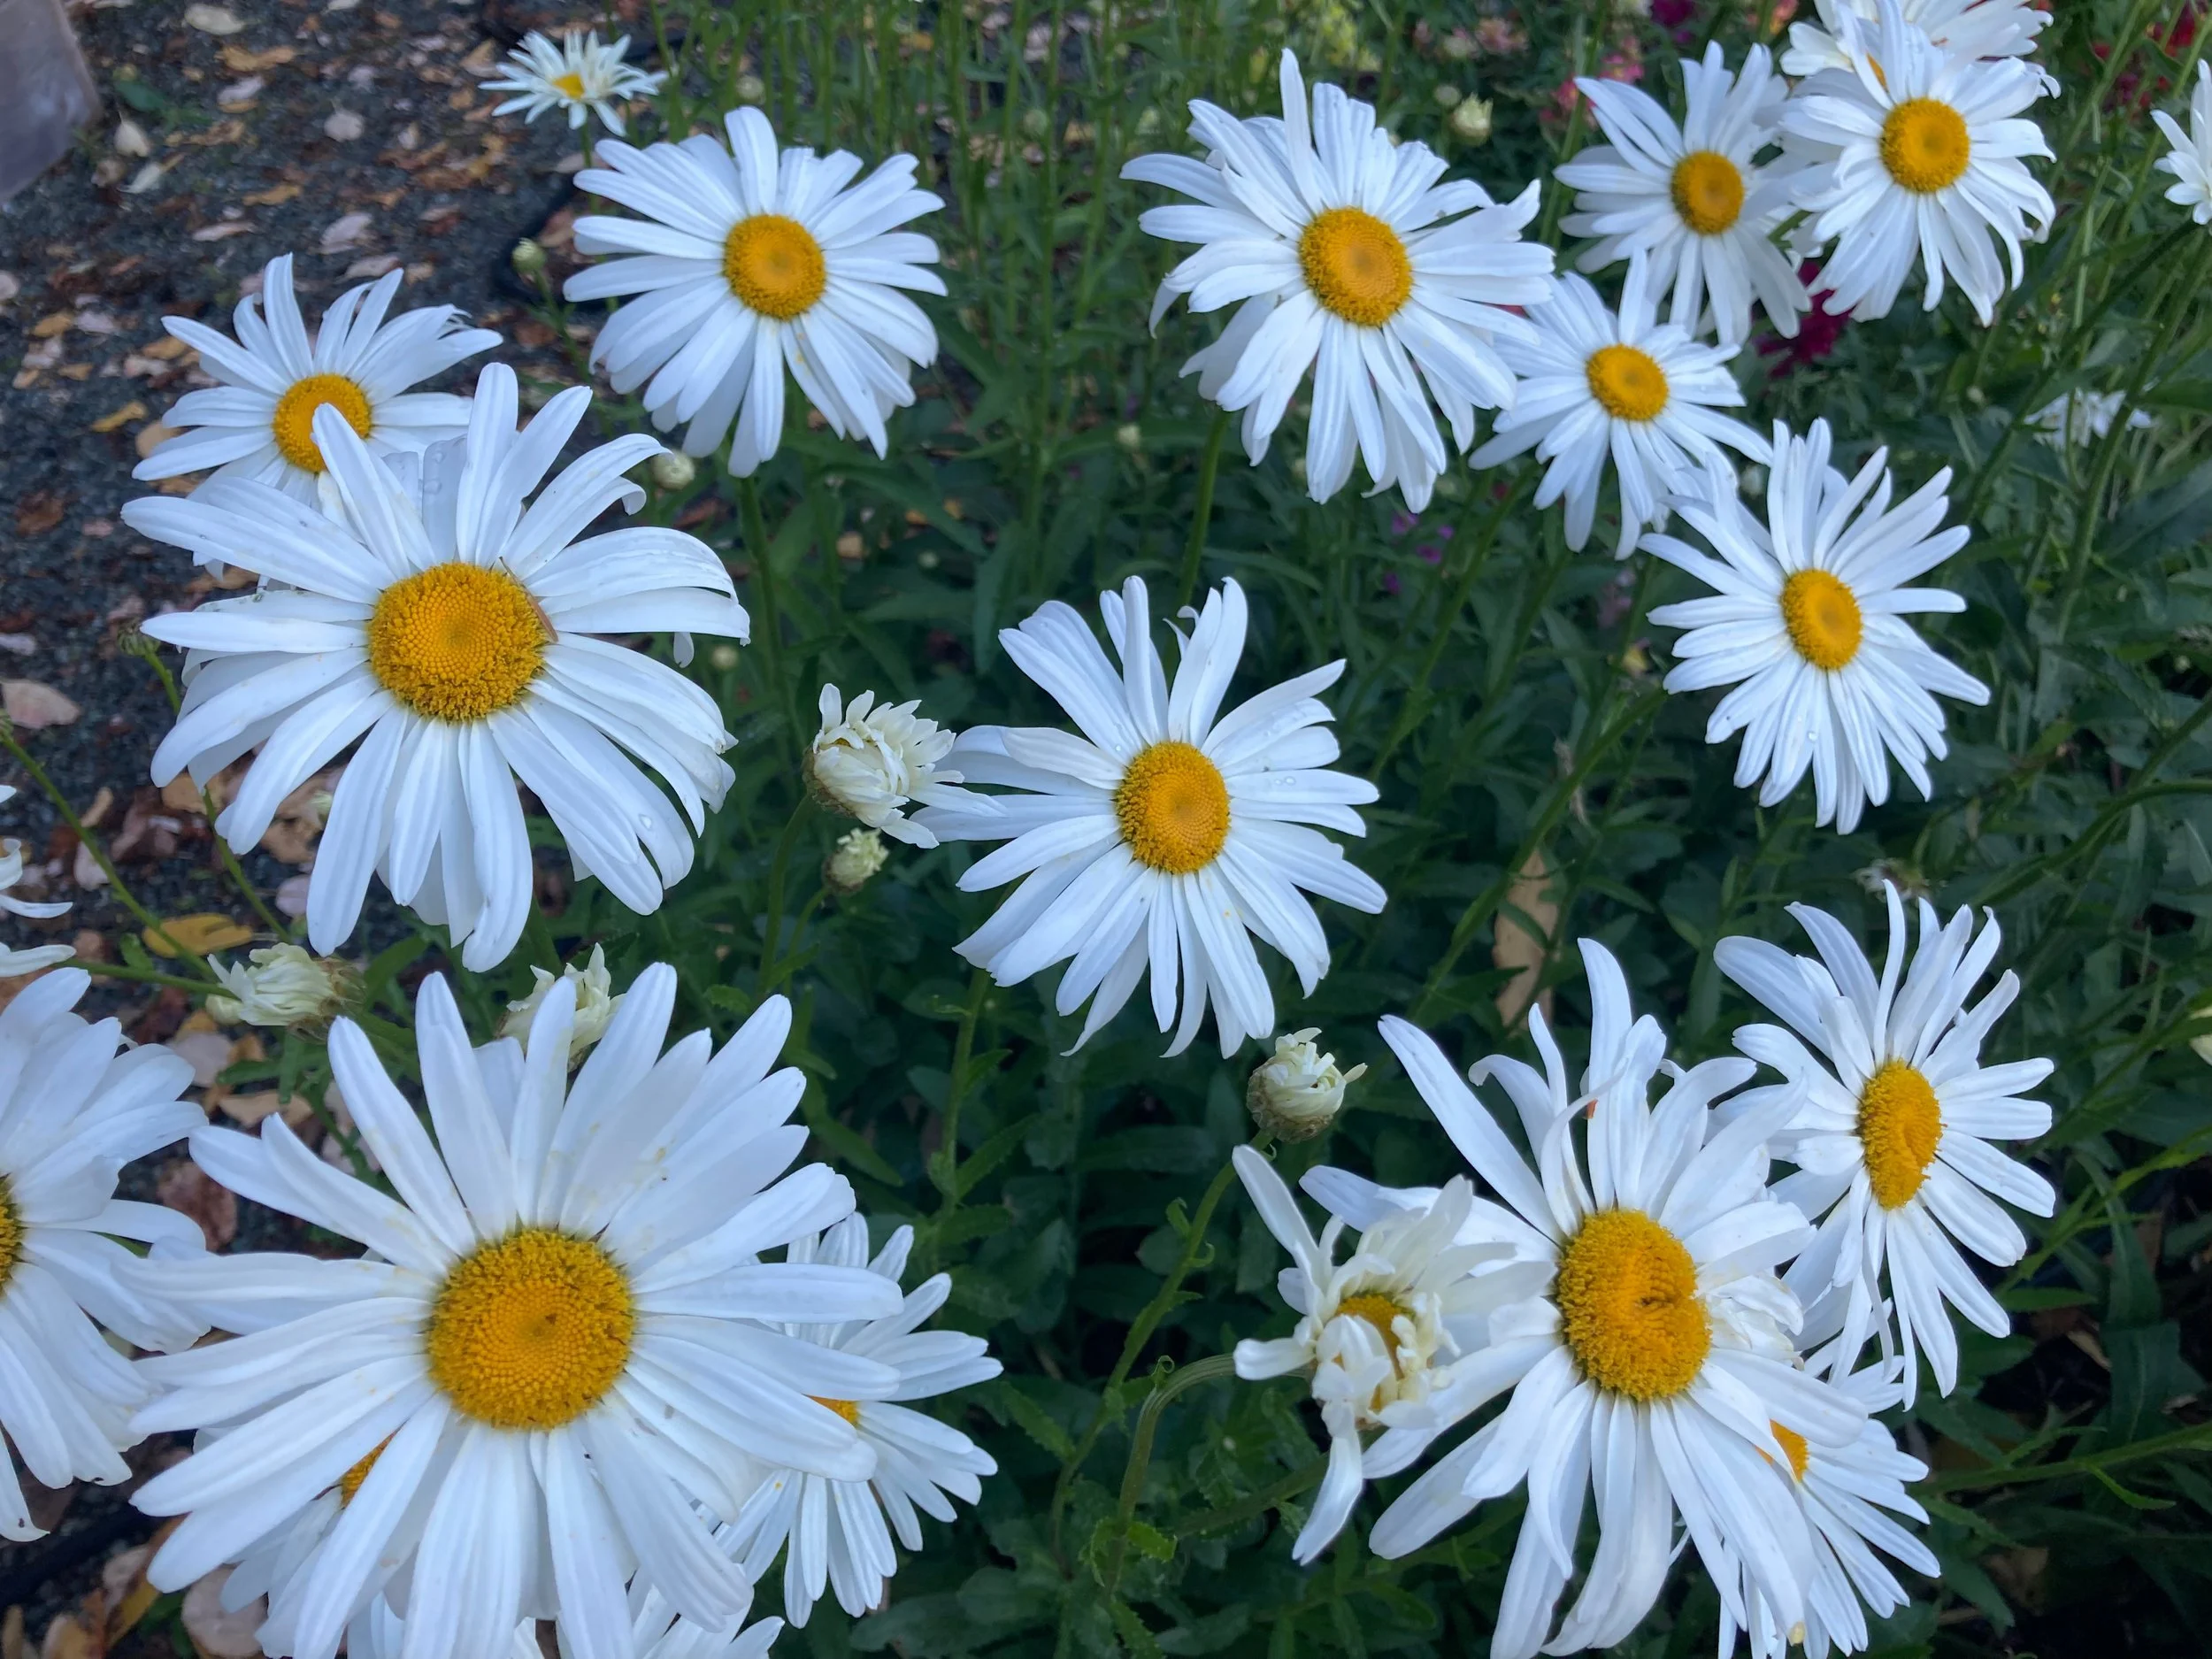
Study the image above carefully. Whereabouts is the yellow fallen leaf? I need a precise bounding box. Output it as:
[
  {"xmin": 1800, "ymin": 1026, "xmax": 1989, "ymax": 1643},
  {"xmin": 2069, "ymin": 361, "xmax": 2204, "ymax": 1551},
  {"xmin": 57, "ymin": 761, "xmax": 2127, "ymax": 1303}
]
[
  {"xmin": 143, "ymin": 915, "xmax": 254, "ymax": 958},
  {"xmin": 220, "ymin": 43, "xmax": 296, "ymax": 71},
  {"xmin": 1492, "ymin": 849, "xmax": 1557, "ymax": 1032},
  {"xmin": 30, "ymin": 311, "xmax": 73, "ymax": 339},
  {"xmin": 242, "ymin": 181, "xmax": 301, "ymax": 207},
  {"xmin": 91, "ymin": 399, "xmax": 147, "ymax": 433}
]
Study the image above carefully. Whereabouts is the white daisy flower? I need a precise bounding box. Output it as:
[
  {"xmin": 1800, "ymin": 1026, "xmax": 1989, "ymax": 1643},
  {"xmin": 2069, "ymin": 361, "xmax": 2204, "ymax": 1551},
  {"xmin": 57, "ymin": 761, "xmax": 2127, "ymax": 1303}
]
[
  {"xmin": 0, "ymin": 967, "xmax": 207, "ymax": 1540},
  {"xmin": 1232, "ymin": 1148, "xmax": 1539, "ymax": 1563},
  {"xmin": 1781, "ymin": 0, "xmax": 2055, "ymax": 82},
  {"xmin": 912, "ymin": 576, "xmax": 1386, "ymax": 1056},
  {"xmin": 805, "ymin": 686, "xmax": 964, "ymax": 848},
  {"xmin": 498, "ymin": 943, "xmax": 624, "ymax": 1064},
  {"xmin": 1245, "ymin": 1026, "xmax": 1366, "ymax": 1142},
  {"xmin": 206, "ymin": 943, "xmax": 350, "ymax": 1029},
  {"xmin": 2154, "ymin": 62, "xmax": 2212, "ymax": 227},
  {"xmin": 1556, "ymin": 44, "xmax": 1810, "ymax": 346},
  {"xmin": 134, "ymin": 254, "xmax": 498, "ymax": 509},
  {"xmin": 565, "ymin": 110, "xmax": 945, "ymax": 477},
  {"xmin": 1715, "ymin": 885, "xmax": 2056, "ymax": 1402},
  {"xmin": 723, "ymin": 1213, "xmax": 999, "ymax": 1625},
  {"xmin": 127, "ymin": 363, "xmax": 749, "ymax": 973},
  {"xmin": 128, "ymin": 970, "xmax": 909, "ymax": 1659},
  {"xmin": 0, "ymin": 786, "xmax": 73, "ymax": 978},
  {"xmin": 1778, "ymin": 0, "xmax": 2055, "ymax": 326},
  {"xmin": 1364, "ymin": 941, "xmax": 1868, "ymax": 1659},
  {"xmin": 484, "ymin": 31, "xmax": 667, "ymax": 138},
  {"xmin": 1470, "ymin": 257, "xmax": 1770, "ymax": 557},
  {"xmin": 1124, "ymin": 49, "xmax": 1555, "ymax": 511},
  {"xmin": 2025, "ymin": 388, "xmax": 2154, "ymax": 449},
  {"xmin": 1646, "ymin": 419, "xmax": 1989, "ymax": 834},
  {"xmin": 1718, "ymin": 1360, "xmax": 1939, "ymax": 1659}
]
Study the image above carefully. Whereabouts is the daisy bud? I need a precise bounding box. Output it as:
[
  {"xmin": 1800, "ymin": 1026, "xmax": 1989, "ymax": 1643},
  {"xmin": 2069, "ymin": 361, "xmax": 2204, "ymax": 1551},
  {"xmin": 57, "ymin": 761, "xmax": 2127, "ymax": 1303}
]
[
  {"xmin": 510, "ymin": 237, "xmax": 548, "ymax": 278},
  {"xmin": 649, "ymin": 449, "xmax": 696, "ymax": 491},
  {"xmin": 803, "ymin": 685, "xmax": 964, "ymax": 847},
  {"xmin": 1114, "ymin": 421, "xmax": 1144, "ymax": 454},
  {"xmin": 824, "ymin": 828, "xmax": 888, "ymax": 895},
  {"xmin": 1246, "ymin": 1028, "xmax": 1366, "ymax": 1142},
  {"xmin": 206, "ymin": 943, "xmax": 353, "ymax": 1033},
  {"xmin": 1448, "ymin": 95, "xmax": 1494, "ymax": 144},
  {"xmin": 1433, "ymin": 84, "xmax": 1464, "ymax": 110},
  {"xmin": 498, "ymin": 944, "xmax": 622, "ymax": 1065},
  {"xmin": 733, "ymin": 73, "xmax": 767, "ymax": 105},
  {"xmin": 709, "ymin": 642, "xmax": 741, "ymax": 671}
]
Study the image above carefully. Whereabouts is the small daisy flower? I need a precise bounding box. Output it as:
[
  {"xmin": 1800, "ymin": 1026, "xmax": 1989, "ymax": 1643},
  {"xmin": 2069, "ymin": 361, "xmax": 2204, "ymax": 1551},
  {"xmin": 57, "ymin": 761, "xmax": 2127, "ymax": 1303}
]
[
  {"xmin": 1246, "ymin": 1026, "xmax": 1366, "ymax": 1141},
  {"xmin": 1646, "ymin": 419, "xmax": 1989, "ymax": 834},
  {"xmin": 0, "ymin": 787, "xmax": 73, "ymax": 978},
  {"xmin": 1367, "ymin": 941, "xmax": 1866, "ymax": 1659},
  {"xmin": 497, "ymin": 943, "xmax": 623, "ymax": 1064},
  {"xmin": 566, "ymin": 110, "xmax": 945, "ymax": 477},
  {"xmin": 805, "ymin": 686, "xmax": 964, "ymax": 848},
  {"xmin": 0, "ymin": 968, "xmax": 207, "ymax": 1540},
  {"xmin": 1718, "ymin": 1360, "xmax": 1939, "ymax": 1659},
  {"xmin": 2154, "ymin": 62, "xmax": 2212, "ymax": 227},
  {"xmin": 1124, "ymin": 49, "xmax": 1555, "ymax": 511},
  {"xmin": 134, "ymin": 254, "xmax": 498, "ymax": 509},
  {"xmin": 1470, "ymin": 256, "xmax": 1770, "ymax": 557},
  {"xmin": 1233, "ymin": 1148, "xmax": 1536, "ymax": 1563},
  {"xmin": 2025, "ymin": 388, "xmax": 2154, "ymax": 449},
  {"xmin": 1781, "ymin": 0, "xmax": 2055, "ymax": 82},
  {"xmin": 1715, "ymin": 886, "xmax": 2056, "ymax": 1402},
  {"xmin": 129, "ymin": 972, "xmax": 906, "ymax": 1659},
  {"xmin": 127, "ymin": 365, "xmax": 749, "ymax": 973},
  {"xmin": 1779, "ymin": 0, "xmax": 2055, "ymax": 326},
  {"xmin": 724, "ymin": 1214, "xmax": 999, "ymax": 1625},
  {"xmin": 1557, "ymin": 43, "xmax": 1810, "ymax": 346},
  {"xmin": 484, "ymin": 31, "xmax": 666, "ymax": 138},
  {"xmin": 913, "ymin": 576, "xmax": 1386, "ymax": 1057},
  {"xmin": 205, "ymin": 943, "xmax": 350, "ymax": 1030}
]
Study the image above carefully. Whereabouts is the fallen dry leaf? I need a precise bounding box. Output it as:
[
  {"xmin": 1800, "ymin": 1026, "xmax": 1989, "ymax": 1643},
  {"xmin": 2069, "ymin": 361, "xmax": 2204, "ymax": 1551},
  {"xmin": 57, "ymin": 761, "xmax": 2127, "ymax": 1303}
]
[
  {"xmin": 242, "ymin": 181, "xmax": 301, "ymax": 207},
  {"xmin": 90, "ymin": 400, "xmax": 147, "ymax": 434},
  {"xmin": 324, "ymin": 109, "xmax": 365, "ymax": 142},
  {"xmin": 30, "ymin": 311, "xmax": 72, "ymax": 339},
  {"xmin": 168, "ymin": 1026, "xmax": 230, "ymax": 1090},
  {"xmin": 36, "ymin": 1609, "xmax": 95, "ymax": 1659},
  {"xmin": 1492, "ymin": 849, "xmax": 1556, "ymax": 1032},
  {"xmin": 157, "ymin": 1158, "xmax": 238, "ymax": 1248},
  {"xmin": 189, "ymin": 222, "xmax": 257, "ymax": 243},
  {"xmin": 112, "ymin": 118, "xmax": 151, "ymax": 157},
  {"xmin": 180, "ymin": 1568, "xmax": 262, "ymax": 1659},
  {"xmin": 341, "ymin": 253, "xmax": 400, "ymax": 281},
  {"xmin": 219, "ymin": 43, "xmax": 296, "ymax": 72},
  {"xmin": 0, "ymin": 273, "xmax": 19, "ymax": 304},
  {"xmin": 142, "ymin": 914, "xmax": 254, "ymax": 958},
  {"xmin": 318, "ymin": 211, "xmax": 373, "ymax": 254},
  {"xmin": 135, "ymin": 419, "xmax": 182, "ymax": 457},
  {"xmin": 102, "ymin": 1545, "xmax": 157, "ymax": 1646},
  {"xmin": 4, "ymin": 680, "xmax": 82, "ymax": 728},
  {"xmin": 124, "ymin": 160, "xmax": 169, "ymax": 195},
  {"xmin": 215, "ymin": 77, "xmax": 265, "ymax": 111},
  {"xmin": 181, "ymin": 4, "xmax": 246, "ymax": 34}
]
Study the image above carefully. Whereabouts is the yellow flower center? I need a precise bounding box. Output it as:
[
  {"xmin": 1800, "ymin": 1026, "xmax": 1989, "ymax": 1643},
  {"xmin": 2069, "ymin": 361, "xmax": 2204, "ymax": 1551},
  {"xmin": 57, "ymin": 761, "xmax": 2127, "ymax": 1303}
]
[
  {"xmin": 811, "ymin": 1396, "xmax": 864, "ymax": 1426},
  {"xmin": 1585, "ymin": 343, "xmax": 1671, "ymax": 423},
  {"xmin": 366, "ymin": 561, "xmax": 551, "ymax": 724},
  {"xmin": 1879, "ymin": 98, "xmax": 1971, "ymax": 195},
  {"xmin": 423, "ymin": 1227, "xmax": 636, "ymax": 1431},
  {"xmin": 551, "ymin": 71, "xmax": 587, "ymax": 100},
  {"xmin": 1671, "ymin": 150, "xmax": 1746, "ymax": 235},
  {"xmin": 1335, "ymin": 1292, "xmax": 1409, "ymax": 1350},
  {"xmin": 1857, "ymin": 1059, "xmax": 1944, "ymax": 1210},
  {"xmin": 1780, "ymin": 568, "xmax": 1863, "ymax": 672},
  {"xmin": 0, "ymin": 1177, "xmax": 23, "ymax": 1294},
  {"xmin": 1296, "ymin": 206, "xmax": 1415, "ymax": 327},
  {"xmin": 723, "ymin": 213, "xmax": 828, "ymax": 320},
  {"xmin": 1114, "ymin": 741, "xmax": 1232, "ymax": 874},
  {"xmin": 335, "ymin": 1436, "xmax": 391, "ymax": 1505},
  {"xmin": 1770, "ymin": 1421, "xmax": 1811, "ymax": 1482},
  {"xmin": 1554, "ymin": 1208, "xmax": 1710, "ymax": 1401},
  {"xmin": 270, "ymin": 373, "xmax": 373, "ymax": 474}
]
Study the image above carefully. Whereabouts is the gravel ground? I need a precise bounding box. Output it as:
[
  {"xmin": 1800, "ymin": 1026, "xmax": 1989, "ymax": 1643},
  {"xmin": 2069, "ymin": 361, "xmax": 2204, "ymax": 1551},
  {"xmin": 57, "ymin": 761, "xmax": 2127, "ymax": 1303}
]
[{"xmin": 0, "ymin": 1, "xmax": 644, "ymax": 1647}]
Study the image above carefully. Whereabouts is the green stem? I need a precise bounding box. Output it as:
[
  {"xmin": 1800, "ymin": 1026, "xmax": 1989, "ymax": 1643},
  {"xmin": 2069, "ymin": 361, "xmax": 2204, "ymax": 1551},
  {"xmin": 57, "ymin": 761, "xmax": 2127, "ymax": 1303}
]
[
  {"xmin": 82, "ymin": 962, "xmax": 221, "ymax": 994},
  {"xmin": 931, "ymin": 965, "xmax": 995, "ymax": 1211},
  {"xmin": 757, "ymin": 798, "xmax": 810, "ymax": 987},
  {"xmin": 739, "ymin": 476, "xmax": 801, "ymax": 768},
  {"xmin": 762, "ymin": 885, "xmax": 828, "ymax": 994},
  {"xmin": 1100, "ymin": 1353, "xmax": 1240, "ymax": 1594},
  {"xmin": 1922, "ymin": 1417, "xmax": 2212, "ymax": 1495},
  {"xmin": 1176, "ymin": 1457, "xmax": 1327, "ymax": 1539},
  {"xmin": 1176, "ymin": 411, "xmax": 1233, "ymax": 608}
]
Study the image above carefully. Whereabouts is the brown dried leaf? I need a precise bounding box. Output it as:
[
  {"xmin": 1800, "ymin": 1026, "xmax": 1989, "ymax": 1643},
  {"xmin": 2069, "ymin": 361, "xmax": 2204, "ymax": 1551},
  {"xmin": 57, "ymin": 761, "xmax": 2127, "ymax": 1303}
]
[
  {"xmin": 4, "ymin": 680, "xmax": 82, "ymax": 728},
  {"xmin": 182, "ymin": 4, "xmax": 247, "ymax": 34},
  {"xmin": 242, "ymin": 182, "xmax": 302, "ymax": 207},
  {"xmin": 180, "ymin": 1569, "xmax": 262, "ymax": 1659},
  {"xmin": 12, "ymin": 492, "xmax": 66, "ymax": 534},
  {"xmin": 219, "ymin": 44, "xmax": 297, "ymax": 71},
  {"xmin": 1492, "ymin": 849, "xmax": 1556, "ymax": 1033},
  {"xmin": 157, "ymin": 1158, "xmax": 238, "ymax": 1249},
  {"xmin": 90, "ymin": 400, "xmax": 147, "ymax": 434}
]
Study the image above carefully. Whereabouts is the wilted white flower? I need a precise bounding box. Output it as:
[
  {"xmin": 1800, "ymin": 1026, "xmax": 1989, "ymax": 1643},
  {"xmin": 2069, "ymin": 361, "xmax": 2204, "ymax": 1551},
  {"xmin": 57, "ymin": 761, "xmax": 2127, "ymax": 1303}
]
[
  {"xmin": 2025, "ymin": 389, "xmax": 2153, "ymax": 449},
  {"xmin": 205, "ymin": 943, "xmax": 350, "ymax": 1029},
  {"xmin": 805, "ymin": 686, "xmax": 964, "ymax": 848},
  {"xmin": 825, "ymin": 828, "xmax": 889, "ymax": 895},
  {"xmin": 497, "ymin": 943, "xmax": 623, "ymax": 1063},
  {"xmin": 482, "ymin": 30, "xmax": 666, "ymax": 138},
  {"xmin": 1247, "ymin": 1027, "xmax": 1366, "ymax": 1141},
  {"xmin": 0, "ymin": 787, "xmax": 73, "ymax": 978}
]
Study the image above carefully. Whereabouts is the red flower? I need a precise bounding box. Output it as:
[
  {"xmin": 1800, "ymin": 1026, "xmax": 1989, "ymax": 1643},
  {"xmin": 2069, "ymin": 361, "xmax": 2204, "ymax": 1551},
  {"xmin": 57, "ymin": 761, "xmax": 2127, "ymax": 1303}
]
[{"xmin": 1758, "ymin": 263, "xmax": 1851, "ymax": 376}]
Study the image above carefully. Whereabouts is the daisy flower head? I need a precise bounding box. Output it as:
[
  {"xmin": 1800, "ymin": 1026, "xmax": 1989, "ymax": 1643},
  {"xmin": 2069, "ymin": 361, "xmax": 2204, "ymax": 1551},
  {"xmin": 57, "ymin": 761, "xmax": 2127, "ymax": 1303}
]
[
  {"xmin": 1232, "ymin": 1148, "xmax": 1538, "ymax": 1563},
  {"xmin": 2154, "ymin": 62, "xmax": 2212, "ymax": 227},
  {"xmin": 723, "ymin": 1213, "xmax": 999, "ymax": 1625},
  {"xmin": 0, "ymin": 787, "xmax": 73, "ymax": 978},
  {"xmin": 1470, "ymin": 255, "xmax": 1770, "ymax": 557},
  {"xmin": 484, "ymin": 31, "xmax": 667, "ymax": 138},
  {"xmin": 566, "ymin": 110, "xmax": 945, "ymax": 477},
  {"xmin": 0, "ymin": 967, "xmax": 207, "ymax": 1540},
  {"xmin": 127, "ymin": 363, "xmax": 749, "ymax": 973},
  {"xmin": 1778, "ymin": 0, "xmax": 2055, "ymax": 326},
  {"xmin": 1715, "ymin": 884, "xmax": 2056, "ymax": 1402},
  {"xmin": 1781, "ymin": 0, "xmax": 2055, "ymax": 83},
  {"xmin": 805, "ymin": 686, "xmax": 965, "ymax": 848},
  {"xmin": 128, "ymin": 970, "xmax": 910, "ymax": 1659},
  {"xmin": 912, "ymin": 576, "xmax": 1386, "ymax": 1057},
  {"xmin": 1123, "ymin": 49, "xmax": 1555, "ymax": 511},
  {"xmin": 1366, "ymin": 940, "xmax": 1869, "ymax": 1659},
  {"xmin": 1646, "ymin": 419, "xmax": 1989, "ymax": 834},
  {"xmin": 1556, "ymin": 43, "xmax": 1811, "ymax": 346},
  {"xmin": 1718, "ymin": 1358, "xmax": 1938, "ymax": 1659},
  {"xmin": 134, "ymin": 253, "xmax": 499, "ymax": 508}
]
